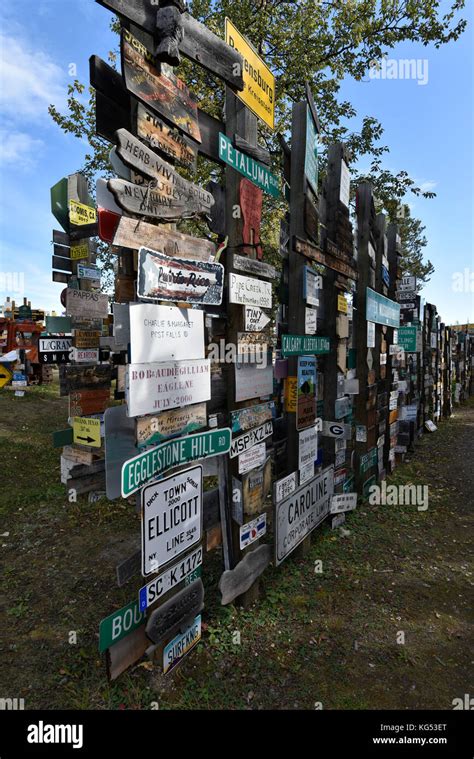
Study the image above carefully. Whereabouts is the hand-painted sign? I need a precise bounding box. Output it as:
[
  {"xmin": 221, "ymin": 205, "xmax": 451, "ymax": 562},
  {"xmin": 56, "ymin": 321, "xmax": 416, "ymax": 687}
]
[
  {"xmin": 163, "ymin": 615, "xmax": 202, "ymax": 674},
  {"xmin": 136, "ymin": 103, "xmax": 197, "ymax": 170},
  {"xmin": 366, "ymin": 288, "xmax": 400, "ymax": 328},
  {"xmin": 99, "ymin": 600, "xmax": 145, "ymax": 653},
  {"xmin": 137, "ymin": 248, "xmax": 224, "ymax": 305},
  {"xmin": 274, "ymin": 471, "xmax": 297, "ymax": 504},
  {"xmin": 38, "ymin": 337, "xmax": 72, "ymax": 364},
  {"xmin": 297, "ymin": 355, "xmax": 316, "ymax": 430},
  {"xmin": 126, "ymin": 359, "xmax": 211, "ymax": 417},
  {"xmin": 73, "ymin": 330, "xmax": 101, "ymax": 349},
  {"xmin": 112, "ymin": 215, "xmax": 215, "ymax": 261},
  {"xmin": 240, "ymin": 513, "xmax": 266, "ymax": 549},
  {"xmin": 298, "ymin": 426, "xmax": 318, "ymax": 469},
  {"xmin": 224, "ymin": 18, "xmax": 275, "ymax": 129},
  {"xmin": 66, "ymin": 289, "xmax": 109, "ymax": 318},
  {"xmin": 129, "ymin": 304, "xmax": 205, "ymax": 364},
  {"xmin": 281, "ymin": 334, "xmax": 330, "ymax": 356},
  {"xmin": 136, "ymin": 402, "xmax": 207, "ymax": 448},
  {"xmin": 230, "ymin": 421, "xmax": 273, "ymax": 458},
  {"xmin": 229, "ymin": 273, "xmax": 272, "ymax": 308},
  {"xmin": 244, "ymin": 306, "xmax": 271, "ymax": 332},
  {"xmin": 219, "ymin": 133, "xmax": 279, "ymax": 197},
  {"xmin": 108, "ymin": 177, "xmax": 213, "ymax": 221},
  {"xmin": 122, "ymin": 29, "xmax": 201, "ymax": 142},
  {"xmin": 231, "ymin": 253, "xmax": 276, "ymax": 280},
  {"xmin": 275, "ymin": 466, "xmax": 334, "ymax": 565},
  {"xmin": 230, "ymin": 401, "xmax": 275, "ymax": 434},
  {"xmin": 141, "ymin": 465, "xmax": 202, "ymax": 575},
  {"xmin": 73, "ymin": 416, "xmax": 101, "ymax": 448},
  {"xmin": 69, "ymin": 389, "xmax": 109, "ymax": 417},
  {"xmin": 235, "ymin": 362, "xmax": 273, "ymax": 402},
  {"xmin": 139, "ymin": 546, "xmax": 203, "ymax": 611},
  {"xmin": 59, "ymin": 365, "xmax": 111, "ymax": 395},
  {"xmin": 121, "ymin": 428, "xmax": 231, "ymax": 497},
  {"xmin": 146, "ymin": 579, "xmax": 204, "ymax": 644}
]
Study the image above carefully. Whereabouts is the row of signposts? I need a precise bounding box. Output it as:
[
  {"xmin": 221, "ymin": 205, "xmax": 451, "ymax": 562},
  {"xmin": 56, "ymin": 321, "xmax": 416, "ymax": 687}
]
[{"xmin": 45, "ymin": 1, "xmax": 472, "ymax": 680}]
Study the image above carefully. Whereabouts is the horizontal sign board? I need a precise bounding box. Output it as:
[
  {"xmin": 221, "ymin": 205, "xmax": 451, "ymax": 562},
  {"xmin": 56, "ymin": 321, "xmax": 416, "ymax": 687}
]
[
  {"xmin": 322, "ymin": 421, "xmax": 352, "ymax": 439},
  {"xmin": 230, "ymin": 253, "xmax": 276, "ymax": 280},
  {"xmin": 219, "ymin": 133, "xmax": 279, "ymax": 197},
  {"xmin": 126, "ymin": 359, "xmax": 211, "ymax": 418},
  {"xmin": 66, "ymin": 289, "xmax": 109, "ymax": 318},
  {"xmin": 137, "ymin": 247, "xmax": 224, "ymax": 305},
  {"xmin": 136, "ymin": 402, "xmax": 207, "ymax": 448},
  {"xmin": 397, "ymin": 325, "xmax": 420, "ymax": 353},
  {"xmin": 73, "ymin": 330, "xmax": 101, "ymax": 349},
  {"xmin": 228, "ymin": 273, "xmax": 272, "ymax": 308},
  {"xmin": 129, "ymin": 304, "xmax": 205, "ymax": 364},
  {"xmin": 38, "ymin": 337, "xmax": 72, "ymax": 364},
  {"xmin": 230, "ymin": 421, "xmax": 273, "ymax": 458},
  {"xmin": 244, "ymin": 306, "xmax": 271, "ymax": 332},
  {"xmin": 112, "ymin": 215, "xmax": 215, "ymax": 261},
  {"xmin": 275, "ymin": 466, "xmax": 334, "ymax": 565},
  {"xmin": 77, "ymin": 264, "xmax": 100, "ymax": 281},
  {"xmin": 45, "ymin": 316, "xmax": 71, "ymax": 333},
  {"xmin": 69, "ymin": 199, "xmax": 96, "ymax": 226},
  {"xmin": 330, "ymin": 493, "xmax": 357, "ymax": 514},
  {"xmin": 274, "ymin": 471, "xmax": 298, "ymax": 504},
  {"xmin": 73, "ymin": 416, "xmax": 101, "ymax": 448},
  {"xmin": 146, "ymin": 579, "xmax": 204, "ymax": 646},
  {"xmin": 238, "ymin": 442, "xmax": 266, "ymax": 474},
  {"xmin": 122, "ymin": 428, "xmax": 231, "ymax": 497},
  {"xmin": 71, "ymin": 348, "xmax": 99, "ymax": 363},
  {"xmin": 366, "ymin": 288, "xmax": 400, "ymax": 328},
  {"xmin": 230, "ymin": 401, "xmax": 275, "ymax": 434},
  {"xmin": 235, "ymin": 363, "xmax": 273, "ymax": 402},
  {"xmin": 136, "ymin": 103, "xmax": 197, "ymax": 170},
  {"xmin": 141, "ymin": 465, "xmax": 202, "ymax": 576},
  {"xmin": 281, "ymin": 334, "xmax": 330, "ymax": 357},
  {"xmin": 219, "ymin": 544, "xmax": 271, "ymax": 605},
  {"xmin": 163, "ymin": 615, "xmax": 201, "ymax": 675},
  {"xmin": 59, "ymin": 365, "xmax": 111, "ymax": 395},
  {"xmin": 240, "ymin": 513, "xmax": 267, "ymax": 549},
  {"xmin": 99, "ymin": 600, "xmax": 145, "ymax": 653},
  {"xmin": 399, "ymin": 275, "xmax": 416, "ymax": 291},
  {"xmin": 138, "ymin": 546, "xmax": 203, "ymax": 611}
]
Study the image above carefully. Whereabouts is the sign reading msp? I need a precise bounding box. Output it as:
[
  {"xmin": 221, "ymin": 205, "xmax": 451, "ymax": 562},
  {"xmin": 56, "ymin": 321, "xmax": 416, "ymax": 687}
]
[{"xmin": 225, "ymin": 18, "xmax": 275, "ymax": 130}]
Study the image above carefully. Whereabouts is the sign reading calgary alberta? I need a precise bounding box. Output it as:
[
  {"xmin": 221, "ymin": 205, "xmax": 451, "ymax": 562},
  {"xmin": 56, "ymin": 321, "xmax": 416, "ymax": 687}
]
[
  {"xmin": 218, "ymin": 134, "xmax": 279, "ymax": 197},
  {"xmin": 281, "ymin": 334, "xmax": 330, "ymax": 357},
  {"xmin": 225, "ymin": 18, "xmax": 275, "ymax": 130},
  {"xmin": 138, "ymin": 247, "xmax": 224, "ymax": 305}
]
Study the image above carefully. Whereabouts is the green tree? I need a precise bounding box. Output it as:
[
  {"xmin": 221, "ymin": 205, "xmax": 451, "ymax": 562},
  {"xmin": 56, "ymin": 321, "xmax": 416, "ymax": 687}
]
[{"xmin": 49, "ymin": 0, "xmax": 466, "ymax": 285}]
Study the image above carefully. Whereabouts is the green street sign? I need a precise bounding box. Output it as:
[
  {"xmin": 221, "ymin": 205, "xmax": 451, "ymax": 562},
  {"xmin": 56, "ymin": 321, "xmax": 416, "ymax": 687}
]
[
  {"xmin": 121, "ymin": 428, "xmax": 232, "ymax": 497},
  {"xmin": 398, "ymin": 326, "xmax": 420, "ymax": 353},
  {"xmin": 99, "ymin": 600, "xmax": 145, "ymax": 653},
  {"xmin": 218, "ymin": 133, "xmax": 280, "ymax": 198},
  {"xmin": 366, "ymin": 288, "xmax": 400, "ymax": 328},
  {"xmin": 281, "ymin": 334, "xmax": 330, "ymax": 357}
]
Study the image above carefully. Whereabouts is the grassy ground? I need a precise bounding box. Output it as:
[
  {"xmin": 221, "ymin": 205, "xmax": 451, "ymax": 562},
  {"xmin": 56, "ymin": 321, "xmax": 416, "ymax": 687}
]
[{"xmin": 0, "ymin": 385, "xmax": 472, "ymax": 710}]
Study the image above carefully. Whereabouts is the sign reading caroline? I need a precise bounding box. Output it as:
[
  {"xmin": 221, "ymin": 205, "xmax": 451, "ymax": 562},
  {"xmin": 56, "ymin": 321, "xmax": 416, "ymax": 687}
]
[
  {"xmin": 137, "ymin": 248, "xmax": 224, "ymax": 305},
  {"xmin": 224, "ymin": 18, "xmax": 275, "ymax": 130}
]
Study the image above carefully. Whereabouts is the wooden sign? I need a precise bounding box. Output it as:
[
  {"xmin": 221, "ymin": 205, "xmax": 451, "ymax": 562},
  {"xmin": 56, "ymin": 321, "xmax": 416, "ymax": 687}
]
[
  {"xmin": 38, "ymin": 337, "xmax": 72, "ymax": 364},
  {"xmin": 114, "ymin": 130, "xmax": 213, "ymax": 217},
  {"xmin": 141, "ymin": 466, "xmax": 203, "ymax": 575},
  {"xmin": 275, "ymin": 466, "xmax": 334, "ymax": 566},
  {"xmin": 281, "ymin": 334, "xmax": 330, "ymax": 356},
  {"xmin": 235, "ymin": 362, "xmax": 273, "ymax": 402},
  {"xmin": 73, "ymin": 416, "xmax": 101, "ymax": 448},
  {"xmin": 136, "ymin": 103, "xmax": 197, "ymax": 170},
  {"xmin": 66, "ymin": 289, "xmax": 108, "ymax": 318},
  {"xmin": 230, "ymin": 401, "xmax": 275, "ymax": 434},
  {"xmin": 45, "ymin": 315, "xmax": 71, "ymax": 333},
  {"xmin": 219, "ymin": 544, "xmax": 271, "ymax": 605},
  {"xmin": 297, "ymin": 356, "xmax": 317, "ymax": 430},
  {"xmin": 230, "ymin": 421, "xmax": 273, "ymax": 458},
  {"xmin": 107, "ymin": 176, "xmax": 212, "ymax": 221},
  {"xmin": 304, "ymin": 104, "xmax": 318, "ymax": 193},
  {"xmin": 219, "ymin": 133, "xmax": 279, "ymax": 197},
  {"xmin": 228, "ymin": 273, "xmax": 272, "ymax": 308},
  {"xmin": 137, "ymin": 247, "xmax": 224, "ymax": 305},
  {"xmin": 136, "ymin": 402, "xmax": 207, "ymax": 448},
  {"xmin": 59, "ymin": 365, "xmax": 111, "ymax": 396},
  {"xmin": 230, "ymin": 253, "xmax": 276, "ymax": 281},
  {"xmin": 244, "ymin": 306, "xmax": 271, "ymax": 332},
  {"xmin": 112, "ymin": 215, "xmax": 215, "ymax": 261},
  {"xmin": 126, "ymin": 359, "xmax": 211, "ymax": 418},
  {"xmin": 73, "ymin": 330, "xmax": 101, "ymax": 349},
  {"xmin": 69, "ymin": 389, "xmax": 109, "ymax": 416},
  {"xmin": 240, "ymin": 178, "xmax": 262, "ymax": 257},
  {"xmin": 129, "ymin": 303, "xmax": 205, "ymax": 364},
  {"xmin": 122, "ymin": 29, "xmax": 201, "ymax": 142}
]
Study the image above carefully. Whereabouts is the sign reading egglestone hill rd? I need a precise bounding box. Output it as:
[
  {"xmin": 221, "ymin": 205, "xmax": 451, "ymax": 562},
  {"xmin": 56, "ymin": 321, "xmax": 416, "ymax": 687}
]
[
  {"xmin": 137, "ymin": 248, "xmax": 224, "ymax": 305},
  {"xmin": 218, "ymin": 134, "xmax": 279, "ymax": 198},
  {"xmin": 281, "ymin": 334, "xmax": 330, "ymax": 357},
  {"xmin": 121, "ymin": 427, "xmax": 232, "ymax": 497},
  {"xmin": 366, "ymin": 288, "xmax": 400, "ymax": 328},
  {"xmin": 225, "ymin": 17, "xmax": 275, "ymax": 129},
  {"xmin": 275, "ymin": 466, "xmax": 334, "ymax": 566},
  {"xmin": 141, "ymin": 465, "xmax": 203, "ymax": 576}
]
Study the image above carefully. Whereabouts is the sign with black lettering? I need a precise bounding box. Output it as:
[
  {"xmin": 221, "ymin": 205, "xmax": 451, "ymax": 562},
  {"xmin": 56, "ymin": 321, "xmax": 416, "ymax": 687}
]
[{"xmin": 39, "ymin": 337, "xmax": 72, "ymax": 364}]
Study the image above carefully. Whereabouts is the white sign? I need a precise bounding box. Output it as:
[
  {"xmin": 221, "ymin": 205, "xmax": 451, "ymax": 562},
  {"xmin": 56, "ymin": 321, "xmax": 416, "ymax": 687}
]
[
  {"xmin": 298, "ymin": 426, "xmax": 318, "ymax": 469},
  {"xmin": 239, "ymin": 513, "xmax": 267, "ymax": 549},
  {"xmin": 330, "ymin": 493, "xmax": 357, "ymax": 514},
  {"xmin": 138, "ymin": 546, "xmax": 203, "ymax": 610},
  {"xmin": 244, "ymin": 306, "xmax": 270, "ymax": 332},
  {"xmin": 305, "ymin": 307, "xmax": 317, "ymax": 335},
  {"xmin": 339, "ymin": 159, "xmax": 350, "ymax": 208},
  {"xmin": 71, "ymin": 348, "xmax": 99, "ymax": 363},
  {"xmin": 141, "ymin": 465, "xmax": 202, "ymax": 576},
  {"xmin": 230, "ymin": 421, "xmax": 273, "ymax": 458},
  {"xmin": 238, "ymin": 442, "xmax": 267, "ymax": 474},
  {"xmin": 126, "ymin": 359, "xmax": 211, "ymax": 417},
  {"xmin": 129, "ymin": 303, "xmax": 205, "ymax": 364},
  {"xmin": 229, "ymin": 273, "xmax": 272, "ymax": 308},
  {"xmin": 367, "ymin": 321, "xmax": 375, "ymax": 348},
  {"xmin": 39, "ymin": 338, "xmax": 72, "ymax": 352},
  {"xmin": 275, "ymin": 466, "xmax": 334, "ymax": 565},
  {"xmin": 304, "ymin": 268, "xmax": 322, "ymax": 306},
  {"xmin": 399, "ymin": 275, "xmax": 416, "ymax": 291},
  {"xmin": 235, "ymin": 363, "xmax": 273, "ymax": 402},
  {"xmin": 299, "ymin": 462, "xmax": 314, "ymax": 485},
  {"xmin": 322, "ymin": 421, "xmax": 352, "ymax": 439},
  {"xmin": 274, "ymin": 472, "xmax": 297, "ymax": 504}
]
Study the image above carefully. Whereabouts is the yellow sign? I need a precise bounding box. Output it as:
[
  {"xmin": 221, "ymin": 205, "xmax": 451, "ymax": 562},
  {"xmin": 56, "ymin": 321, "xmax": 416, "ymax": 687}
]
[
  {"xmin": 337, "ymin": 294, "xmax": 348, "ymax": 313},
  {"xmin": 70, "ymin": 242, "xmax": 89, "ymax": 260},
  {"xmin": 73, "ymin": 416, "xmax": 101, "ymax": 448},
  {"xmin": 225, "ymin": 18, "xmax": 275, "ymax": 130},
  {"xmin": 284, "ymin": 376, "xmax": 297, "ymax": 413},
  {"xmin": 0, "ymin": 366, "xmax": 12, "ymax": 389},
  {"xmin": 69, "ymin": 200, "xmax": 97, "ymax": 226}
]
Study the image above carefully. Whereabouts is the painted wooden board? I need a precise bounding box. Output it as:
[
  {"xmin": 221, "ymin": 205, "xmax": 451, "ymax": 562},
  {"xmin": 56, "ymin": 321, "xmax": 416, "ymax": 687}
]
[
  {"xmin": 228, "ymin": 273, "xmax": 272, "ymax": 308},
  {"xmin": 106, "ymin": 622, "xmax": 148, "ymax": 681},
  {"xmin": 244, "ymin": 306, "xmax": 271, "ymax": 333},
  {"xmin": 59, "ymin": 365, "xmax": 112, "ymax": 396},
  {"xmin": 129, "ymin": 303, "xmax": 205, "ymax": 364},
  {"xmin": 108, "ymin": 177, "xmax": 212, "ymax": 221},
  {"xmin": 230, "ymin": 253, "xmax": 276, "ymax": 281},
  {"xmin": 136, "ymin": 402, "xmax": 207, "ymax": 448},
  {"xmin": 240, "ymin": 178, "xmax": 262, "ymax": 257},
  {"xmin": 66, "ymin": 289, "xmax": 109, "ymax": 318},
  {"xmin": 126, "ymin": 359, "xmax": 211, "ymax": 417},
  {"xmin": 136, "ymin": 103, "xmax": 197, "ymax": 170},
  {"xmin": 137, "ymin": 247, "xmax": 224, "ymax": 305},
  {"xmin": 219, "ymin": 544, "xmax": 271, "ymax": 605},
  {"xmin": 112, "ymin": 215, "xmax": 215, "ymax": 261},
  {"xmin": 230, "ymin": 401, "xmax": 275, "ymax": 434}
]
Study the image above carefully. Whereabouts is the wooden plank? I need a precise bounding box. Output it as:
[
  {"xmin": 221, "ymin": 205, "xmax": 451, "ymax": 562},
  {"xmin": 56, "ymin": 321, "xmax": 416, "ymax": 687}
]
[
  {"xmin": 52, "ymin": 271, "xmax": 70, "ymax": 284},
  {"xmin": 59, "ymin": 365, "xmax": 112, "ymax": 396},
  {"xmin": 233, "ymin": 134, "xmax": 270, "ymax": 165},
  {"xmin": 136, "ymin": 103, "xmax": 197, "ymax": 170},
  {"xmin": 108, "ymin": 177, "xmax": 212, "ymax": 221},
  {"xmin": 106, "ymin": 624, "xmax": 148, "ymax": 681},
  {"xmin": 52, "ymin": 255, "xmax": 73, "ymax": 273},
  {"xmin": 112, "ymin": 213, "xmax": 215, "ymax": 261},
  {"xmin": 145, "ymin": 580, "xmax": 204, "ymax": 645},
  {"xmin": 218, "ymin": 544, "xmax": 271, "ymax": 605}
]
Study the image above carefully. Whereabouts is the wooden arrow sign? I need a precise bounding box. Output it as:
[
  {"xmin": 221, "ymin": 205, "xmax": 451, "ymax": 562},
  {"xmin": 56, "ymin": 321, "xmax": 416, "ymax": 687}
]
[
  {"xmin": 112, "ymin": 215, "xmax": 215, "ymax": 262},
  {"xmin": 108, "ymin": 175, "xmax": 213, "ymax": 221}
]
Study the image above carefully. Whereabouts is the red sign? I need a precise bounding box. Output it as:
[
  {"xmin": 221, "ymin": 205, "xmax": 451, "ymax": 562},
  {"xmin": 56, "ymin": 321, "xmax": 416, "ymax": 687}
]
[{"xmin": 240, "ymin": 179, "xmax": 263, "ymax": 259}]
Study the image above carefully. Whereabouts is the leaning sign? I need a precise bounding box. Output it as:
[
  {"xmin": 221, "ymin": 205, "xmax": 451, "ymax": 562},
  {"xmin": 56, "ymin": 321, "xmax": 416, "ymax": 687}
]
[
  {"xmin": 366, "ymin": 288, "xmax": 400, "ymax": 328},
  {"xmin": 218, "ymin": 133, "xmax": 279, "ymax": 197},
  {"xmin": 275, "ymin": 466, "xmax": 334, "ymax": 566}
]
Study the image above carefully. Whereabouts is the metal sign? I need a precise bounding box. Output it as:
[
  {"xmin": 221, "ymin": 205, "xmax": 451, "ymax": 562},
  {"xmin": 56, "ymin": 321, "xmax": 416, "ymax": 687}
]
[
  {"xmin": 281, "ymin": 334, "xmax": 330, "ymax": 357},
  {"xmin": 0, "ymin": 366, "xmax": 12, "ymax": 389},
  {"xmin": 303, "ymin": 267, "xmax": 322, "ymax": 306},
  {"xmin": 139, "ymin": 547, "xmax": 203, "ymax": 611},
  {"xmin": 399, "ymin": 275, "xmax": 416, "ymax": 291},
  {"xmin": 230, "ymin": 420, "xmax": 273, "ymax": 458},
  {"xmin": 38, "ymin": 337, "xmax": 72, "ymax": 364},
  {"xmin": 99, "ymin": 600, "xmax": 145, "ymax": 653},
  {"xmin": 297, "ymin": 355, "xmax": 317, "ymax": 430},
  {"xmin": 136, "ymin": 403, "xmax": 207, "ymax": 448},
  {"xmin": 304, "ymin": 105, "xmax": 318, "ymax": 193},
  {"xmin": 141, "ymin": 465, "xmax": 203, "ymax": 576},
  {"xmin": 239, "ymin": 513, "xmax": 266, "ymax": 549},
  {"xmin": 330, "ymin": 493, "xmax": 357, "ymax": 514},
  {"xmin": 398, "ymin": 326, "xmax": 420, "ymax": 353},
  {"xmin": 274, "ymin": 472, "xmax": 298, "ymax": 504},
  {"xmin": 69, "ymin": 199, "xmax": 96, "ymax": 226},
  {"xmin": 137, "ymin": 247, "xmax": 224, "ymax": 305},
  {"xmin": 230, "ymin": 401, "xmax": 275, "ymax": 434},
  {"xmin": 126, "ymin": 359, "xmax": 211, "ymax": 418},
  {"xmin": 71, "ymin": 348, "xmax": 100, "ymax": 363},
  {"xmin": 163, "ymin": 615, "xmax": 202, "ymax": 674},
  {"xmin": 224, "ymin": 18, "xmax": 275, "ymax": 129},
  {"xmin": 366, "ymin": 288, "xmax": 400, "ymax": 328},
  {"xmin": 238, "ymin": 442, "xmax": 266, "ymax": 474},
  {"xmin": 322, "ymin": 421, "xmax": 352, "ymax": 439},
  {"xmin": 121, "ymin": 427, "xmax": 231, "ymax": 497},
  {"xmin": 235, "ymin": 362, "xmax": 273, "ymax": 402},
  {"xmin": 218, "ymin": 133, "xmax": 279, "ymax": 197},
  {"xmin": 129, "ymin": 304, "xmax": 205, "ymax": 364},
  {"xmin": 73, "ymin": 416, "xmax": 101, "ymax": 448},
  {"xmin": 275, "ymin": 466, "xmax": 334, "ymax": 565},
  {"xmin": 229, "ymin": 273, "xmax": 272, "ymax": 308}
]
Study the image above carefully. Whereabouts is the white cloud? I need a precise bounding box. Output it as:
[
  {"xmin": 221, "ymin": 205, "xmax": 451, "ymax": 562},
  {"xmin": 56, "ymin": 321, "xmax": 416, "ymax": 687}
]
[
  {"xmin": 0, "ymin": 129, "xmax": 44, "ymax": 168},
  {"xmin": 418, "ymin": 180, "xmax": 437, "ymax": 194}
]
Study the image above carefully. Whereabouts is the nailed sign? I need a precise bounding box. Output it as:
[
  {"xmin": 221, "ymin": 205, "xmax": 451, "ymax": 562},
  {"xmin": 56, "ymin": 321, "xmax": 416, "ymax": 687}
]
[
  {"xmin": 112, "ymin": 215, "xmax": 215, "ymax": 261},
  {"xmin": 297, "ymin": 355, "xmax": 317, "ymax": 430},
  {"xmin": 137, "ymin": 247, "xmax": 224, "ymax": 305},
  {"xmin": 38, "ymin": 337, "xmax": 72, "ymax": 364},
  {"xmin": 66, "ymin": 289, "xmax": 109, "ymax": 318},
  {"xmin": 244, "ymin": 306, "xmax": 271, "ymax": 332},
  {"xmin": 136, "ymin": 103, "xmax": 197, "ymax": 170},
  {"xmin": 146, "ymin": 579, "xmax": 204, "ymax": 643},
  {"xmin": 231, "ymin": 253, "xmax": 276, "ymax": 280},
  {"xmin": 235, "ymin": 363, "xmax": 273, "ymax": 402},
  {"xmin": 163, "ymin": 615, "xmax": 202, "ymax": 674},
  {"xmin": 107, "ymin": 177, "xmax": 213, "ymax": 221},
  {"xmin": 230, "ymin": 401, "xmax": 275, "ymax": 434},
  {"xmin": 141, "ymin": 465, "xmax": 202, "ymax": 575},
  {"xmin": 229, "ymin": 273, "xmax": 272, "ymax": 308},
  {"xmin": 298, "ymin": 426, "xmax": 318, "ymax": 470},
  {"xmin": 139, "ymin": 546, "xmax": 203, "ymax": 611},
  {"xmin": 129, "ymin": 303, "xmax": 205, "ymax": 364},
  {"xmin": 73, "ymin": 416, "xmax": 101, "ymax": 448},
  {"xmin": 230, "ymin": 420, "xmax": 273, "ymax": 458},
  {"xmin": 281, "ymin": 334, "xmax": 330, "ymax": 357},
  {"xmin": 219, "ymin": 133, "xmax": 279, "ymax": 197},
  {"xmin": 99, "ymin": 600, "xmax": 145, "ymax": 653},
  {"xmin": 136, "ymin": 402, "xmax": 207, "ymax": 448},
  {"xmin": 303, "ymin": 267, "xmax": 322, "ymax": 306},
  {"xmin": 240, "ymin": 513, "xmax": 266, "ymax": 549},
  {"xmin": 126, "ymin": 359, "xmax": 211, "ymax": 418},
  {"xmin": 366, "ymin": 288, "xmax": 400, "ymax": 328}
]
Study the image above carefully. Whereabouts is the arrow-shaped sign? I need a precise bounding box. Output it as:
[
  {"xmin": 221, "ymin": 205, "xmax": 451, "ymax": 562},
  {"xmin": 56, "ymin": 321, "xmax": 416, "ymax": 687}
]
[
  {"xmin": 0, "ymin": 365, "xmax": 13, "ymax": 389},
  {"xmin": 244, "ymin": 306, "xmax": 271, "ymax": 332}
]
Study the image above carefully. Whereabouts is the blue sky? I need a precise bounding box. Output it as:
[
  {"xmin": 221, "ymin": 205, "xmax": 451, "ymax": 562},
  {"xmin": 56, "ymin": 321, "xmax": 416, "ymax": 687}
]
[{"xmin": 0, "ymin": 0, "xmax": 472, "ymax": 324}]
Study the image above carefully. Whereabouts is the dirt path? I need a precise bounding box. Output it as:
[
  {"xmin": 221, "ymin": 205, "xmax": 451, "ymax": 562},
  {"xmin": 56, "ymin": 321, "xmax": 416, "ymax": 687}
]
[{"xmin": 0, "ymin": 387, "xmax": 472, "ymax": 710}]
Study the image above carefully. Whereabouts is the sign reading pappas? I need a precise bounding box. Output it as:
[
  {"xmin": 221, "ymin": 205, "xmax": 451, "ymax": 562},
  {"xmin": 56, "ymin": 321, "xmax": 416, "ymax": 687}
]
[
  {"xmin": 66, "ymin": 289, "xmax": 109, "ymax": 318},
  {"xmin": 225, "ymin": 18, "xmax": 275, "ymax": 130},
  {"xmin": 138, "ymin": 247, "xmax": 224, "ymax": 305}
]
